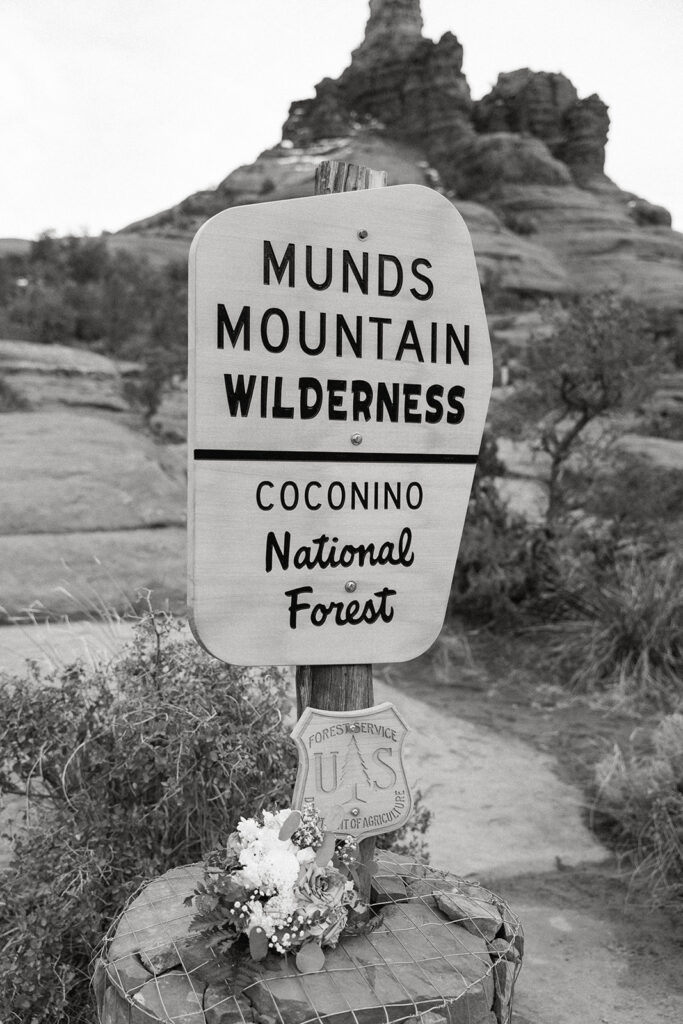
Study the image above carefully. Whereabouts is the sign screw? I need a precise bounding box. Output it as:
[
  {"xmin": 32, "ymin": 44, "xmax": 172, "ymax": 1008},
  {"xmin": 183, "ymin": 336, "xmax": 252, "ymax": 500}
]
[
  {"xmin": 358, "ymin": 229, "xmax": 368, "ymax": 239},
  {"xmin": 351, "ymin": 433, "xmax": 363, "ymax": 445},
  {"xmin": 350, "ymin": 808, "xmax": 360, "ymax": 816},
  {"xmin": 345, "ymin": 580, "xmax": 358, "ymax": 593},
  {"xmin": 349, "ymin": 723, "xmax": 360, "ymax": 732}
]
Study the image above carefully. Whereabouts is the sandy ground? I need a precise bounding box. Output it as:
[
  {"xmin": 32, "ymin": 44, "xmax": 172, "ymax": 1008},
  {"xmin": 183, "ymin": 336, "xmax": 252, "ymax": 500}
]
[
  {"xmin": 0, "ymin": 617, "xmax": 140, "ymax": 676},
  {"xmin": 374, "ymin": 676, "xmax": 606, "ymax": 879},
  {"xmin": 1, "ymin": 622, "xmax": 681, "ymax": 1024}
]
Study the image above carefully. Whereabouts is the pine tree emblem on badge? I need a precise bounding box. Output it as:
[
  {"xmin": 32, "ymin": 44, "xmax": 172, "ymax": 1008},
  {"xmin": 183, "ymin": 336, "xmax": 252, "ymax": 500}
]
[{"xmin": 291, "ymin": 702, "xmax": 411, "ymax": 841}]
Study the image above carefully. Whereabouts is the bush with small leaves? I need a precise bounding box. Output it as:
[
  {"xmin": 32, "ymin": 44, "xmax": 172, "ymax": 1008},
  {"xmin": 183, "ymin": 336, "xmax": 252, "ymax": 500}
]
[
  {"xmin": 502, "ymin": 294, "xmax": 666, "ymax": 522},
  {"xmin": 0, "ymin": 613, "xmax": 297, "ymax": 1023},
  {"xmin": 376, "ymin": 789, "xmax": 432, "ymax": 862},
  {"xmin": 449, "ymin": 469, "xmax": 557, "ymax": 625}
]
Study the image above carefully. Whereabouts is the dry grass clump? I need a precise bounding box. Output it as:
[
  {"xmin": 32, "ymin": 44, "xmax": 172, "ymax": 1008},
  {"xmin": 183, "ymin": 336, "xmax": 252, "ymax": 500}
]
[
  {"xmin": 552, "ymin": 554, "xmax": 682, "ymax": 708},
  {"xmin": 595, "ymin": 713, "xmax": 683, "ymax": 906}
]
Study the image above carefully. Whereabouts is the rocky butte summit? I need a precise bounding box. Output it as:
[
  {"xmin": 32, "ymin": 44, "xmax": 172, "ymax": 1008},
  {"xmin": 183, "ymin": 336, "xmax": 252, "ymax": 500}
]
[{"xmin": 123, "ymin": 0, "xmax": 683, "ymax": 327}]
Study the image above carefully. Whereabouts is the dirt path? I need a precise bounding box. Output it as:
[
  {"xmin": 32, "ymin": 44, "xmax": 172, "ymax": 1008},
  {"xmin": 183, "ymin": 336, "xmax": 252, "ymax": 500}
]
[
  {"xmin": 1, "ymin": 622, "xmax": 681, "ymax": 1024},
  {"xmin": 491, "ymin": 867, "xmax": 683, "ymax": 1024},
  {"xmin": 373, "ymin": 677, "xmax": 606, "ymax": 878}
]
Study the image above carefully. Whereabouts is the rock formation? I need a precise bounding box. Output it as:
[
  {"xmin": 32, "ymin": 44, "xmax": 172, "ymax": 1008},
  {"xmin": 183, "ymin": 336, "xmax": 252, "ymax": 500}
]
[
  {"xmin": 279, "ymin": 1, "xmax": 611, "ymax": 200},
  {"xmin": 280, "ymin": 1, "xmax": 610, "ymax": 198},
  {"xmin": 473, "ymin": 70, "xmax": 610, "ymax": 185},
  {"xmin": 354, "ymin": 0, "xmax": 424, "ymax": 57},
  {"xmin": 122, "ymin": 0, "xmax": 683, "ymax": 322},
  {"xmin": 282, "ymin": 4, "xmax": 476, "ymax": 195}
]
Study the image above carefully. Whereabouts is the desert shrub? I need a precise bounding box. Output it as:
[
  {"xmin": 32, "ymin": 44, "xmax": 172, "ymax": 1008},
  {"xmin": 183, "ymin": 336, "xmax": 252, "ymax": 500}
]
[
  {"xmin": 503, "ymin": 210, "xmax": 538, "ymax": 236},
  {"xmin": 449, "ymin": 459, "xmax": 558, "ymax": 624},
  {"xmin": 451, "ymin": 511, "xmax": 555, "ymax": 624},
  {"xmin": 583, "ymin": 454, "xmax": 683, "ymax": 536},
  {"xmin": 137, "ymin": 261, "xmax": 188, "ymax": 417},
  {"xmin": 550, "ymin": 554, "xmax": 683, "ymax": 707},
  {"xmin": 25, "ymin": 282, "xmax": 78, "ymax": 345},
  {"xmin": 0, "ymin": 613, "xmax": 296, "ymax": 1023},
  {"xmin": 479, "ymin": 266, "xmax": 524, "ymax": 314},
  {"xmin": 0, "ymin": 826, "xmax": 112, "ymax": 1022},
  {"xmin": 502, "ymin": 294, "xmax": 665, "ymax": 522},
  {"xmin": 626, "ymin": 198, "xmax": 672, "ymax": 228},
  {"xmin": 594, "ymin": 713, "xmax": 683, "ymax": 905},
  {"xmin": 561, "ymin": 450, "xmax": 683, "ymax": 545},
  {"xmin": 376, "ymin": 789, "xmax": 432, "ymax": 862},
  {"xmin": 0, "ymin": 236, "xmax": 189, "ymax": 418},
  {"xmin": 642, "ymin": 404, "xmax": 683, "ymax": 442}
]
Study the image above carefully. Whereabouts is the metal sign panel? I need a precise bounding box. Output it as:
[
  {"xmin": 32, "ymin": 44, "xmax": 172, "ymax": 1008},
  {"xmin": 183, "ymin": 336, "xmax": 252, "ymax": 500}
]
[
  {"xmin": 189, "ymin": 185, "xmax": 492, "ymax": 664},
  {"xmin": 291, "ymin": 702, "xmax": 411, "ymax": 841}
]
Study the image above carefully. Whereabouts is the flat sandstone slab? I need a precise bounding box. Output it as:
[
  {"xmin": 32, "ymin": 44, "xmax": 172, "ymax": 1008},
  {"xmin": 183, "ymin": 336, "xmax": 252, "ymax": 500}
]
[
  {"xmin": 0, "ymin": 527, "xmax": 186, "ymax": 626},
  {"xmin": 0, "ymin": 410, "xmax": 186, "ymax": 534}
]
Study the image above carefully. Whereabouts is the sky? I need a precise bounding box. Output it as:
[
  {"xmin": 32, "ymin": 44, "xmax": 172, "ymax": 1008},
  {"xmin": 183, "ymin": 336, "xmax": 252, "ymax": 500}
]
[{"xmin": 1, "ymin": 0, "xmax": 681, "ymax": 239}]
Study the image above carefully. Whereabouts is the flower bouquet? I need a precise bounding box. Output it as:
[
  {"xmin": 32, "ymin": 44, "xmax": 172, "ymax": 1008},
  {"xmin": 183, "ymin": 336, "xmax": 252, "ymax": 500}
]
[{"xmin": 188, "ymin": 806, "xmax": 372, "ymax": 973}]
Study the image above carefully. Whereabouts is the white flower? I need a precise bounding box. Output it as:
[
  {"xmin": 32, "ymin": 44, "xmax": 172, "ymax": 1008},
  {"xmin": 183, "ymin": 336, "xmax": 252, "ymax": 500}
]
[
  {"xmin": 245, "ymin": 899, "xmax": 275, "ymax": 937},
  {"xmin": 296, "ymin": 847, "xmax": 316, "ymax": 865},
  {"xmin": 236, "ymin": 822, "xmax": 301, "ymax": 895},
  {"xmin": 236, "ymin": 817, "xmax": 261, "ymax": 843},
  {"xmin": 266, "ymin": 891, "xmax": 297, "ymax": 925},
  {"xmin": 258, "ymin": 826, "xmax": 288, "ymax": 853},
  {"xmin": 261, "ymin": 809, "xmax": 291, "ymax": 831},
  {"xmin": 237, "ymin": 848, "xmax": 264, "ymax": 890},
  {"xmin": 260, "ymin": 846, "xmax": 300, "ymax": 892}
]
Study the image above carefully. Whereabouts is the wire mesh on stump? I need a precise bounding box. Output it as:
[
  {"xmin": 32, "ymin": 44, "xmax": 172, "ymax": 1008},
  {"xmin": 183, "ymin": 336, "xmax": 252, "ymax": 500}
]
[{"xmin": 93, "ymin": 852, "xmax": 523, "ymax": 1024}]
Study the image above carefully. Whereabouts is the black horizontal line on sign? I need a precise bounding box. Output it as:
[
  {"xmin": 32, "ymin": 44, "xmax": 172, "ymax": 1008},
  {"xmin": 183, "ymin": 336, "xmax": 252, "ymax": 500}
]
[{"xmin": 193, "ymin": 449, "xmax": 479, "ymax": 465}]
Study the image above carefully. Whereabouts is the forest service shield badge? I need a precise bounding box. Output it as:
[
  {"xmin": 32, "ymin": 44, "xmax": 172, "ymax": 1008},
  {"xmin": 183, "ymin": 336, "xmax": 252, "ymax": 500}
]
[{"xmin": 291, "ymin": 702, "xmax": 412, "ymax": 841}]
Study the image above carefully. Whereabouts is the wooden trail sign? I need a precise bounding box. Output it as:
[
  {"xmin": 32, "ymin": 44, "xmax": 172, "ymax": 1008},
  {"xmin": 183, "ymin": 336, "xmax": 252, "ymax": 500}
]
[
  {"xmin": 291, "ymin": 702, "xmax": 412, "ymax": 841},
  {"xmin": 188, "ymin": 181, "xmax": 492, "ymax": 666}
]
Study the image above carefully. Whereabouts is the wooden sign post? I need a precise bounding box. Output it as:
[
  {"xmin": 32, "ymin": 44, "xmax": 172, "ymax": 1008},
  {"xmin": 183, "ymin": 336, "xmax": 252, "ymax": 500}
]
[
  {"xmin": 298, "ymin": 161, "xmax": 387, "ymax": 883},
  {"xmin": 295, "ymin": 162, "xmax": 385, "ymax": 728}
]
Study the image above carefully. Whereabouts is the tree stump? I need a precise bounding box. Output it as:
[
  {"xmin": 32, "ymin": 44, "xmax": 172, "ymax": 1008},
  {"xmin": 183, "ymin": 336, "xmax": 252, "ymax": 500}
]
[{"xmin": 94, "ymin": 854, "xmax": 523, "ymax": 1024}]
